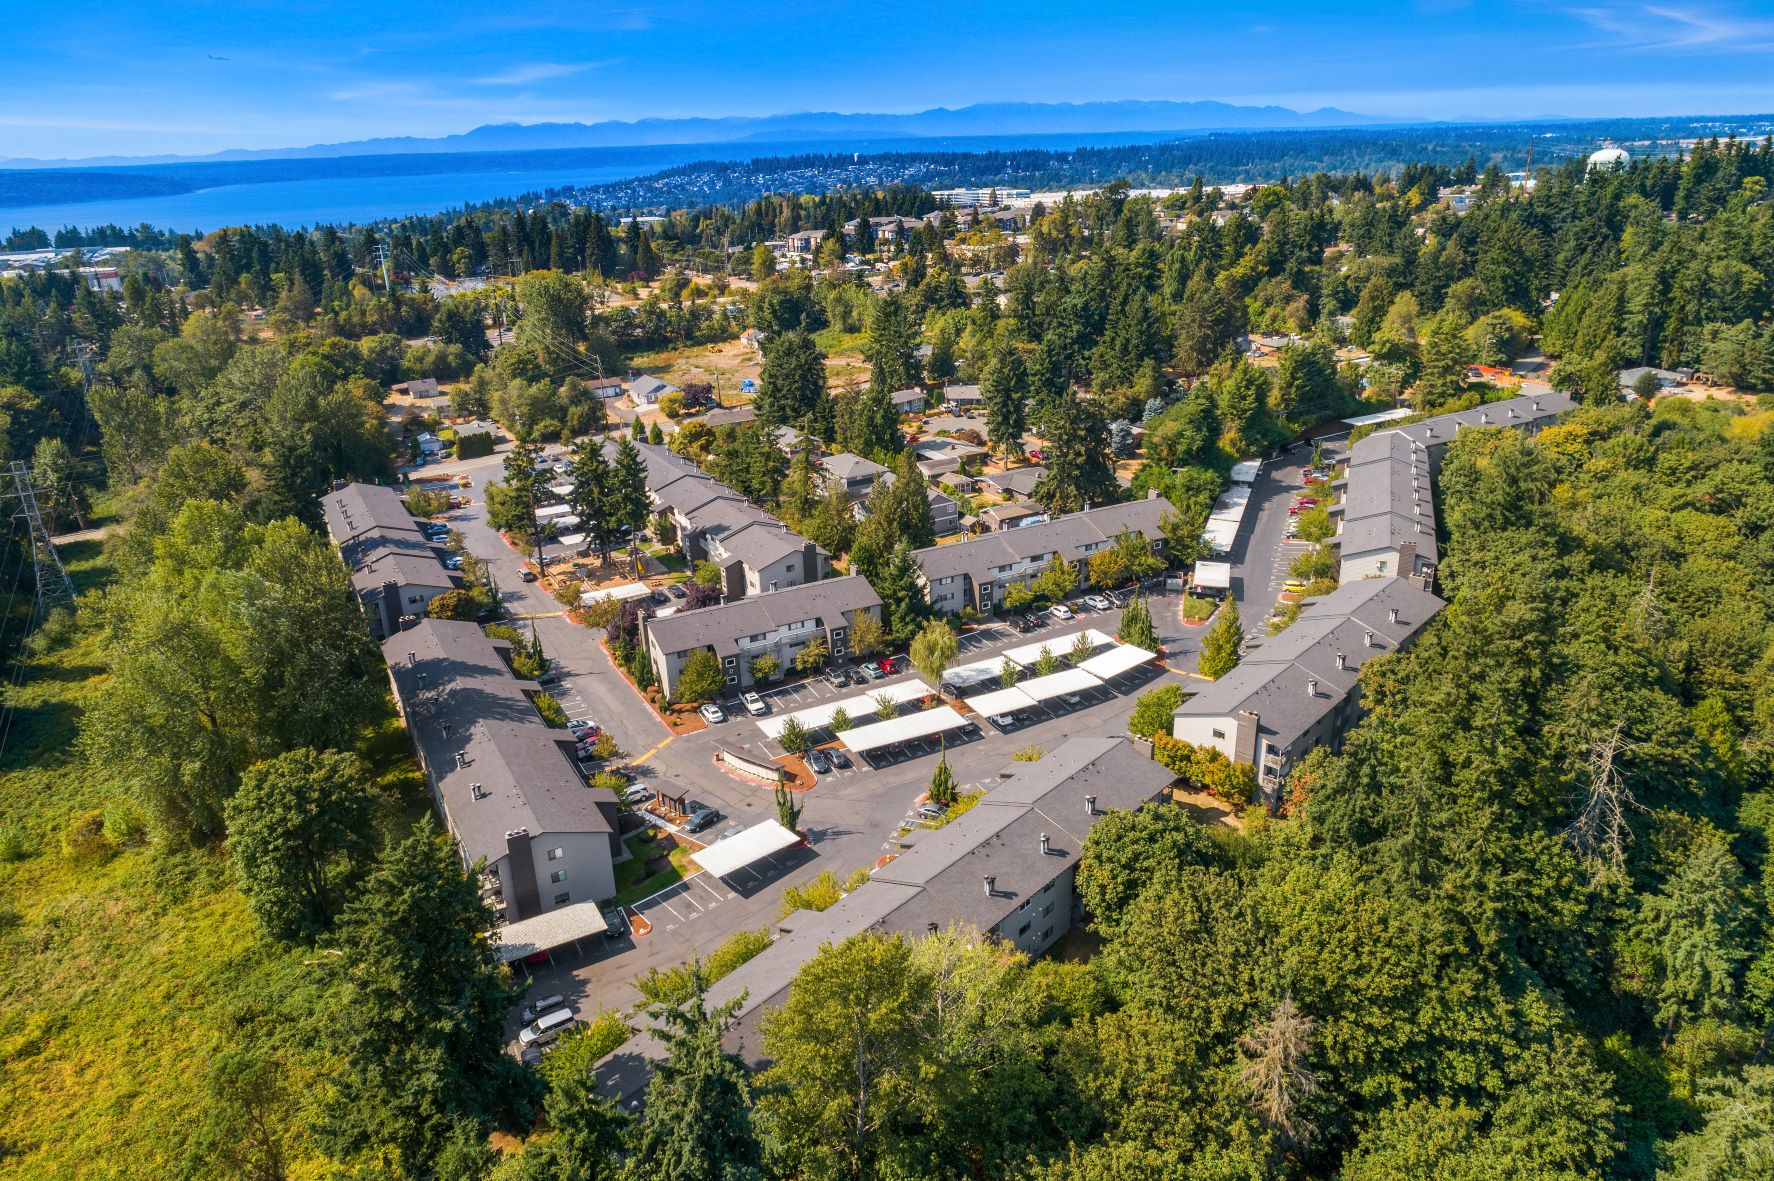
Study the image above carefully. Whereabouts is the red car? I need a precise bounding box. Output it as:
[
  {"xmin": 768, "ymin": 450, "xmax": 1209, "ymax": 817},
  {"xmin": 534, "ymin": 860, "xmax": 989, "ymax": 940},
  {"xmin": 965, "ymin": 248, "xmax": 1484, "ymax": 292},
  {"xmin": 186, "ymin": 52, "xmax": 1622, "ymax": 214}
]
[
  {"xmin": 878, "ymin": 657, "xmax": 898, "ymax": 675},
  {"xmin": 1026, "ymin": 449, "xmax": 1046, "ymax": 462}
]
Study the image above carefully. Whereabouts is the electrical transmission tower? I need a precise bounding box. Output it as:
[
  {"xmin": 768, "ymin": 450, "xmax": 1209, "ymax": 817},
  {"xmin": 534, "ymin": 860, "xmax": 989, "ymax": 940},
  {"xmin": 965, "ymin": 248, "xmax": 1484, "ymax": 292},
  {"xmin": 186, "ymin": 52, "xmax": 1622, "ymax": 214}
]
[
  {"xmin": 9, "ymin": 461, "xmax": 75, "ymax": 613},
  {"xmin": 371, "ymin": 243, "xmax": 393, "ymax": 291}
]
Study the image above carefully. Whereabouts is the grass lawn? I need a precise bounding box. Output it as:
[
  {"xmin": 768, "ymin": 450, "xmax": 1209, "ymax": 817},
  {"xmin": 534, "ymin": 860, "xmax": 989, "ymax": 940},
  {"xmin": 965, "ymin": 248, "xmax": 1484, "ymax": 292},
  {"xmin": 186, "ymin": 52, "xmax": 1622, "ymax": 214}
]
[
  {"xmin": 612, "ymin": 829, "xmax": 695, "ymax": 905},
  {"xmin": 647, "ymin": 547, "xmax": 687, "ymax": 573},
  {"xmin": 1183, "ymin": 596, "xmax": 1218, "ymax": 623},
  {"xmin": 0, "ymin": 535, "xmax": 432, "ymax": 1178}
]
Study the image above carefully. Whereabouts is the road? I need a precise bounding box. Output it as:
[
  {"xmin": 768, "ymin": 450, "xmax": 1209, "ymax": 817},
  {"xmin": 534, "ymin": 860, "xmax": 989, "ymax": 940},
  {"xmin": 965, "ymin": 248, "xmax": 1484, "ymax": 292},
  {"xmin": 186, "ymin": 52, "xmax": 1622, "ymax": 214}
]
[
  {"xmin": 407, "ymin": 436, "xmax": 1296, "ymax": 1017},
  {"xmin": 1226, "ymin": 440, "xmax": 1346, "ymax": 640}
]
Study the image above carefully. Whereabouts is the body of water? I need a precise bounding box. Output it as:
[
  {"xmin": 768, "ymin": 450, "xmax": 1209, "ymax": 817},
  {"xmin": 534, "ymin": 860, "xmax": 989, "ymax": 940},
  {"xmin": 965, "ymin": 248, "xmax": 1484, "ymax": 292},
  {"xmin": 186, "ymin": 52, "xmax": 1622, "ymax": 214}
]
[{"xmin": 0, "ymin": 144, "xmax": 736, "ymax": 234}]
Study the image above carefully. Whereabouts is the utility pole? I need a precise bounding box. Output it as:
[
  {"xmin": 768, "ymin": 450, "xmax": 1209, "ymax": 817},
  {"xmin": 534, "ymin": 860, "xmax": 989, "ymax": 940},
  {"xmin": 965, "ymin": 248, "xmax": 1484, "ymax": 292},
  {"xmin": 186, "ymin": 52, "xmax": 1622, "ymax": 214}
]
[{"xmin": 9, "ymin": 461, "xmax": 75, "ymax": 613}]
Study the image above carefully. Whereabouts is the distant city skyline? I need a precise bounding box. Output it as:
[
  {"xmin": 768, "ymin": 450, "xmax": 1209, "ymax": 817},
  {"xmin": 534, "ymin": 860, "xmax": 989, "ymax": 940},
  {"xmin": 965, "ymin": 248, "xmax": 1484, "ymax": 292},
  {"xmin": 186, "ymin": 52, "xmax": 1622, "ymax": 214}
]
[{"xmin": 9, "ymin": 1, "xmax": 1774, "ymax": 159}]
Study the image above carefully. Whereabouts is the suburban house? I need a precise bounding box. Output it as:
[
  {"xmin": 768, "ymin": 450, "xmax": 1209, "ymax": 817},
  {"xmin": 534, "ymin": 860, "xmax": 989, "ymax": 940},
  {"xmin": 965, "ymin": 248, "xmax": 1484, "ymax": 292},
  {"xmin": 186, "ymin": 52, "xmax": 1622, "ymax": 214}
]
[
  {"xmin": 978, "ymin": 502, "xmax": 1048, "ymax": 532},
  {"xmin": 642, "ymin": 575, "xmax": 882, "ymax": 699},
  {"xmin": 322, "ymin": 482, "xmax": 456, "ymax": 641},
  {"xmin": 595, "ymin": 734, "xmax": 1174, "ymax": 1099},
  {"xmin": 1332, "ymin": 390, "xmax": 1575, "ymax": 586},
  {"xmin": 914, "ymin": 494, "xmax": 1171, "ymax": 615},
  {"xmin": 700, "ymin": 404, "xmax": 759, "ymax": 428},
  {"xmin": 382, "ymin": 618, "xmax": 621, "ymax": 921},
  {"xmin": 889, "ymin": 387, "xmax": 927, "ymax": 415},
  {"xmin": 816, "ymin": 452, "xmax": 888, "ymax": 500},
  {"xmin": 940, "ymin": 383, "xmax": 986, "ymax": 410},
  {"xmin": 588, "ymin": 377, "xmax": 626, "ymax": 400},
  {"xmin": 1172, "ymin": 578, "xmax": 1443, "ymax": 805},
  {"xmin": 392, "ymin": 377, "xmax": 442, "ymax": 398},
  {"xmin": 628, "ymin": 375, "xmax": 676, "ymax": 406},
  {"xmin": 977, "ymin": 466, "xmax": 1046, "ymax": 500},
  {"xmin": 628, "ymin": 441, "xmax": 830, "ymax": 599},
  {"xmin": 909, "ymin": 436, "xmax": 987, "ymax": 477},
  {"xmin": 1618, "ymin": 366, "xmax": 1692, "ymax": 394}
]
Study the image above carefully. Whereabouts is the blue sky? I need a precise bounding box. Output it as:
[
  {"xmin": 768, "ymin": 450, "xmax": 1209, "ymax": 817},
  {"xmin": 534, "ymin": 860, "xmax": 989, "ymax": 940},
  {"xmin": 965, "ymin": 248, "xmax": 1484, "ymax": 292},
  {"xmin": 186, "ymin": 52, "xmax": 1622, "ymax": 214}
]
[{"xmin": 8, "ymin": 1, "xmax": 1774, "ymax": 159}]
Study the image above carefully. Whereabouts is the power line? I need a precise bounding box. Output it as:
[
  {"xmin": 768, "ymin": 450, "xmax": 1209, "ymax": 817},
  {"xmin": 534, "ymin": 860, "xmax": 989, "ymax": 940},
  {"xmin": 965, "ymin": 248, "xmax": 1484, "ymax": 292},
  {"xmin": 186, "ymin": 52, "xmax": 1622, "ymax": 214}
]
[{"xmin": 8, "ymin": 461, "xmax": 75, "ymax": 613}]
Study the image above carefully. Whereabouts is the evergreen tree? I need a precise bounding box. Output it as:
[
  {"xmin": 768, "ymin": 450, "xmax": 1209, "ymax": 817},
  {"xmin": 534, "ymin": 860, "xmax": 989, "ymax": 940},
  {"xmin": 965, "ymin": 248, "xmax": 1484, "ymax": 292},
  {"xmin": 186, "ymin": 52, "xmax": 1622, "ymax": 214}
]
[
  {"xmin": 869, "ymin": 544, "xmax": 929, "ymax": 644},
  {"xmin": 317, "ymin": 822, "xmax": 538, "ymax": 1173},
  {"xmin": 1198, "ymin": 597, "xmax": 1242, "ymax": 679},
  {"xmin": 866, "ymin": 290, "xmax": 919, "ymax": 395},
  {"xmin": 624, "ymin": 972, "xmax": 764, "ymax": 1181},
  {"xmin": 1415, "ymin": 311, "xmax": 1473, "ymax": 410},
  {"xmin": 569, "ymin": 436, "xmax": 614, "ymax": 560},
  {"xmin": 928, "ymin": 743, "xmax": 956, "ymax": 807},
  {"xmin": 981, "ymin": 335, "xmax": 1030, "ymax": 460},
  {"xmin": 754, "ymin": 330, "xmax": 828, "ymax": 428},
  {"xmin": 1119, "ymin": 593, "xmax": 1158, "ymax": 650},
  {"xmin": 1032, "ymin": 394, "xmax": 1116, "ymax": 515},
  {"xmin": 847, "ymin": 384, "xmax": 903, "ymax": 463},
  {"xmin": 609, "ymin": 436, "xmax": 651, "ymax": 538}
]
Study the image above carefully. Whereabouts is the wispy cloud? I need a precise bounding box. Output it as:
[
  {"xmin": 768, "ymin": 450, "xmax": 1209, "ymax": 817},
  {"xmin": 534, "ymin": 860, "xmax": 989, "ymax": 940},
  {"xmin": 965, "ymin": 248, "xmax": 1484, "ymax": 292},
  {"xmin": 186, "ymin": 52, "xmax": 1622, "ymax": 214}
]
[
  {"xmin": 1565, "ymin": 3, "xmax": 1774, "ymax": 52},
  {"xmin": 0, "ymin": 114, "xmax": 240, "ymax": 133},
  {"xmin": 472, "ymin": 60, "xmax": 616, "ymax": 86}
]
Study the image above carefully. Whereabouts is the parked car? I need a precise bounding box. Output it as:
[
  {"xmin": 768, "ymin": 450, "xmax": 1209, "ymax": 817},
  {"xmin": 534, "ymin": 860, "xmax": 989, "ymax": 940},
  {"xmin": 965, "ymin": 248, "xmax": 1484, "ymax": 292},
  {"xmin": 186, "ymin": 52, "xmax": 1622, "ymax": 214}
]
[
  {"xmin": 667, "ymin": 583, "xmax": 687, "ymax": 600},
  {"xmin": 828, "ymin": 747, "xmax": 852, "ymax": 769},
  {"xmin": 860, "ymin": 661, "xmax": 886, "ymax": 680},
  {"xmin": 603, "ymin": 908, "xmax": 628, "ymax": 939},
  {"xmin": 1283, "ymin": 579, "xmax": 1309, "ymax": 594},
  {"xmin": 824, "ymin": 668, "xmax": 849, "ymax": 689},
  {"xmin": 1049, "ymin": 604, "xmax": 1074, "ymax": 621},
  {"xmin": 623, "ymin": 783, "xmax": 652, "ymax": 806},
  {"xmin": 806, "ymin": 747, "xmax": 832, "ymax": 774},
  {"xmin": 1103, "ymin": 590, "xmax": 1125, "ymax": 607},
  {"xmin": 990, "ymin": 713, "xmax": 1020, "ymax": 729},
  {"xmin": 848, "ymin": 668, "xmax": 869, "ymax": 686},
  {"xmin": 719, "ymin": 824, "xmax": 746, "ymax": 841},
  {"xmin": 878, "ymin": 656, "xmax": 899, "ymax": 675},
  {"xmin": 566, "ymin": 719, "xmax": 593, "ymax": 735},
  {"xmin": 519, "ymin": 1007, "xmax": 577, "ymax": 1046},
  {"xmin": 1058, "ymin": 693, "xmax": 1085, "ymax": 707},
  {"xmin": 1026, "ymin": 449, "xmax": 1046, "ymax": 462},
  {"xmin": 1082, "ymin": 594, "xmax": 1112, "ymax": 612},
  {"xmin": 519, "ymin": 570, "xmax": 539, "ymax": 583},
  {"xmin": 1014, "ymin": 615, "xmax": 1037, "ymax": 633},
  {"xmin": 683, "ymin": 806, "xmax": 722, "ymax": 833},
  {"xmin": 520, "ymin": 993, "xmax": 567, "ymax": 1023},
  {"xmin": 918, "ymin": 803, "xmax": 947, "ymax": 821},
  {"xmin": 699, "ymin": 702, "xmax": 726, "ymax": 724},
  {"xmin": 740, "ymin": 691, "xmax": 768, "ymax": 716},
  {"xmin": 650, "ymin": 590, "xmax": 671, "ymax": 607}
]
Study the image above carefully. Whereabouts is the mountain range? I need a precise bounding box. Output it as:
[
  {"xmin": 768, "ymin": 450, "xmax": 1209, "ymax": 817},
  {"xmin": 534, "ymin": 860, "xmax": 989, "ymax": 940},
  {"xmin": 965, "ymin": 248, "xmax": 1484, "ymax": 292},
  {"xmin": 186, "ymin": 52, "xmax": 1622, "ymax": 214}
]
[{"xmin": 1, "ymin": 100, "xmax": 1396, "ymax": 168}]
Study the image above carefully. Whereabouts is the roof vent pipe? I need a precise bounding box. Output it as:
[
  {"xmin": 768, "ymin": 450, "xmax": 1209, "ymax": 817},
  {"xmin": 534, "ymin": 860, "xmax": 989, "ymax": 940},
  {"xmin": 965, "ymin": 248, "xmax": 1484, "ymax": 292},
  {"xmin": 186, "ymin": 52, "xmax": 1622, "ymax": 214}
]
[
  {"xmin": 1040, "ymin": 832, "xmax": 1051, "ymax": 855},
  {"xmin": 1389, "ymin": 607, "xmax": 1400, "ymax": 624},
  {"xmin": 1364, "ymin": 629, "xmax": 1375, "ymax": 648},
  {"xmin": 983, "ymin": 875, "xmax": 996, "ymax": 897},
  {"xmin": 927, "ymin": 921, "xmax": 938, "ymax": 934},
  {"xmin": 1335, "ymin": 652, "xmax": 1347, "ymax": 671},
  {"xmin": 407, "ymin": 651, "xmax": 417, "ymax": 666},
  {"xmin": 1307, "ymin": 678, "xmax": 1319, "ymax": 697},
  {"xmin": 1084, "ymin": 794, "xmax": 1097, "ymax": 815}
]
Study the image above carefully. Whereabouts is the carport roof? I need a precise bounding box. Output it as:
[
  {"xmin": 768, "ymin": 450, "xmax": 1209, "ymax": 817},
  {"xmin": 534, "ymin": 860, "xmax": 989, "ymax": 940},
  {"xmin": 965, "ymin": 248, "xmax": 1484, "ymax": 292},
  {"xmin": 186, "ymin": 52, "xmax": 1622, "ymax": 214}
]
[
  {"xmin": 756, "ymin": 679, "xmax": 934, "ymax": 739},
  {"xmin": 1077, "ymin": 644, "xmax": 1156, "ymax": 681},
  {"xmin": 1000, "ymin": 629, "xmax": 1113, "ymax": 668},
  {"xmin": 1016, "ymin": 667, "xmax": 1103, "ymax": 703},
  {"xmin": 840, "ymin": 705, "xmax": 970, "ymax": 754},
  {"xmin": 965, "ymin": 686, "xmax": 1038, "ymax": 716},
  {"xmin": 494, "ymin": 900, "xmax": 609, "ymax": 962},
  {"xmin": 690, "ymin": 819, "xmax": 803, "ymax": 878}
]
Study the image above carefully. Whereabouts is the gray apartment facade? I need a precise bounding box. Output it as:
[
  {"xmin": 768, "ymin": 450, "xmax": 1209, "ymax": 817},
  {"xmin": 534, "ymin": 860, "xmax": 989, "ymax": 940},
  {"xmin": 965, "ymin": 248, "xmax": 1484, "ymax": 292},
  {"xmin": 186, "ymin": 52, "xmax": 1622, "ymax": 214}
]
[
  {"xmin": 642, "ymin": 574, "xmax": 883, "ymax": 700},
  {"xmin": 914, "ymin": 494, "xmax": 1172, "ymax": 615},
  {"xmin": 382, "ymin": 618, "xmax": 621, "ymax": 920}
]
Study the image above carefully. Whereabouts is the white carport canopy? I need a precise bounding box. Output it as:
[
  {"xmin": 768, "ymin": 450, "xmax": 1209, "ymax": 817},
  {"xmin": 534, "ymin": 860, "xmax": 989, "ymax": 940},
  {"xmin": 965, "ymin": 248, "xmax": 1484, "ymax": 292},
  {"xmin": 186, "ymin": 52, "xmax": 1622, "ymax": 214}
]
[
  {"xmin": 1016, "ymin": 667, "xmax": 1102, "ymax": 703},
  {"xmin": 1202, "ymin": 518, "xmax": 1240, "ymax": 554},
  {"xmin": 756, "ymin": 680, "xmax": 934, "ymax": 739},
  {"xmin": 689, "ymin": 818, "xmax": 802, "ymax": 878},
  {"xmin": 1191, "ymin": 561, "xmax": 1232, "ymax": 590},
  {"xmin": 494, "ymin": 900, "xmax": 609, "ymax": 963},
  {"xmin": 536, "ymin": 503, "xmax": 576, "ymax": 520},
  {"xmin": 1001, "ymin": 629, "xmax": 1114, "ymax": 668},
  {"xmin": 941, "ymin": 658, "xmax": 1006, "ymax": 691},
  {"xmin": 840, "ymin": 705, "xmax": 969, "ymax": 754},
  {"xmin": 1230, "ymin": 459, "xmax": 1261, "ymax": 483},
  {"xmin": 965, "ymin": 686, "xmax": 1038, "ymax": 716},
  {"xmin": 556, "ymin": 532, "xmax": 587, "ymax": 547},
  {"xmin": 581, "ymin": 581, "xmax": 652, "ymax": 606},
  {"xmin": 1078, "ymin": 644, "xmax": 1156, "ymax": 681}
]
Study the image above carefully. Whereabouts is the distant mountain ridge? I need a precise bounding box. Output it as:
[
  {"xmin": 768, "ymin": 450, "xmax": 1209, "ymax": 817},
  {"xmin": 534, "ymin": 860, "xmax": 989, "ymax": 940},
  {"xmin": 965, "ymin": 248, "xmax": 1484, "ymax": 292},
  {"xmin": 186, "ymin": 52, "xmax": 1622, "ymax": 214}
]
[{"xmin": 0, "ymin": 99, "xmax": 1397, "ymax": 168}]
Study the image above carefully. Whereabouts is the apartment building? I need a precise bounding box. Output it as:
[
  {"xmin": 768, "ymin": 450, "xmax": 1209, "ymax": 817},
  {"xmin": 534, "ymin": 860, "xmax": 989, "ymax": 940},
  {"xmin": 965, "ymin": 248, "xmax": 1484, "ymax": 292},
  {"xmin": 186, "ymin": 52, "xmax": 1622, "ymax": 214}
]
[{"xmin": 322, "ymin": 482, "xmax": 456, "ymax": 640}]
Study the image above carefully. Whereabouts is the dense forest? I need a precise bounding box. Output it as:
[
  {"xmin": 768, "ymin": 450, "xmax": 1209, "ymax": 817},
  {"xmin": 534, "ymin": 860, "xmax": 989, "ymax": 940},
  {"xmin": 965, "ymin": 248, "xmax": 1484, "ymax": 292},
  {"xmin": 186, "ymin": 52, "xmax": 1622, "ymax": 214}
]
[{"xmin": 0, "ymin": 137, "xmax": 1770, "ymax": 1178}]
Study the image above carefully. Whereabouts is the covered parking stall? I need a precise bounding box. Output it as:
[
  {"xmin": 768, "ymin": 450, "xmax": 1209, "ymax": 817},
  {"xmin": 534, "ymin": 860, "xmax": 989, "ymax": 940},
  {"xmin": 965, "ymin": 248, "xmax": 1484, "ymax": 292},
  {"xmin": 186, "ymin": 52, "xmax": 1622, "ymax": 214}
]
[
  {"xmin": 494, "ymin": 900, "xmax": 611, "ymax": 971},
  {"xmin": 1077, "ymin": 643, "xmax": 1158, "ymax": 683},
  {"xmin": 1000, "ymin": 629, "xmax": 1115, "ymax": 669},
  {"xmin": 839, "ymin": 705, "xmax": 972, "ymax": 766},
  {"xmin": 689, "ymin": 819, "xmax": 803, "ymax": 879},
  {"xmin": 756, "ymin": 680, "xmax": 935, "ymax": 742}
]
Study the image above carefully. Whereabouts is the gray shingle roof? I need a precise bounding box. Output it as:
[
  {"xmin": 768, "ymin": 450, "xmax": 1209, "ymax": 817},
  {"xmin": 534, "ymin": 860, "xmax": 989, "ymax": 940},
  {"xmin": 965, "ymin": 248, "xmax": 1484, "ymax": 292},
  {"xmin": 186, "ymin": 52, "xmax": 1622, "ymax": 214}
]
[
  {"xmin": 820, "ymin": 452, "xmax": 888, "ymax": 482},
  {"xmin": 979, "ymin": 466, "xmax": 1046, "ymax": 497},
  {"xmin": 323, "ymin": 482, "xmax": 419, "ymax": 544},
  {"xmin": 381, "ymin": 619, "xmax": 613, "ymax": 863},
  {"xmin": 1173, "ymin": 577, "xmax": 1443, "ymax": 749},
  {"xmin": 643, "ymin": 575, "xmax": 882, "ymax": 659}
]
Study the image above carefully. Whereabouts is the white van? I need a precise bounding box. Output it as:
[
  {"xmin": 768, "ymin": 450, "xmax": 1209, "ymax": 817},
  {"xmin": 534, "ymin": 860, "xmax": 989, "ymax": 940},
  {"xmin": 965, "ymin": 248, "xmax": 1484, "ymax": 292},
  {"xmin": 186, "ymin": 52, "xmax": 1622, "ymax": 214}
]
[
  {"xmin": 520, "ymin": 993, "xmax": 567, "ymax": 1023},
  {"xmin": 519, "ymin": 1006, "xmax": 576, "ymax": 1046}
]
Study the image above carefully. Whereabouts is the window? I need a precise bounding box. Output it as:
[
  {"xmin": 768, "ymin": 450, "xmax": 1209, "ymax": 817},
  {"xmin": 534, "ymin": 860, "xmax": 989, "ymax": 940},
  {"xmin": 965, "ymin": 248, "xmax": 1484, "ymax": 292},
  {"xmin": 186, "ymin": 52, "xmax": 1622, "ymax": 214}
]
[
  {"xmin": 786, "ymin": 563, "xmax": 796, "ymax": 573},
  {"xmin": 723, "ymin": 656, "xmax": 737, "ymax": 668},
  {"xmin": 725, "ymin": 675, "xmax": 739, "ymax": 685},
  {"xmin": 550, "ymin": 870, "xmax": 567, "ymax": 884},
  {"xmin": 1039, "ymin": 927, "xmax": 1052, "ymax": 943},
  {"xmin": 1017, "ymin": 922, "xmax": 1031, "ymax": 937},
  {"xmin": 553, "ymin": 892, "xmax": 571, "ymax": 905},
  {"xmin": 1017, "ymin": 898, "xmax": 1029, "ymax": 912},
  {"xmin": 1041, "ymin": 881, "xmax": 1053, "ymax": 894},
  {"xmin": 1211, "ymin": 727, "xmax": 1227, "ymax": 740},
  {"xmin": 546, "ymin": 847, "xmax": 564, "ymax": 861}
]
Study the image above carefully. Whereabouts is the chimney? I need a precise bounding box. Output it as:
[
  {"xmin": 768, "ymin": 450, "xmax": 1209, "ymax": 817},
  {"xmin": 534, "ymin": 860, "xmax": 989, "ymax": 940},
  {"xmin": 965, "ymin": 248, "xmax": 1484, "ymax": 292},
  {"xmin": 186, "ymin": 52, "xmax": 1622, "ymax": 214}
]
[
  {"xmin": 1335, "ymin": 651, "xmax": 1347, "ymax": 671},
  {"xmin": 470, "ymin": 782, "xmax": 484, "ymax": 800},
  {"xmin": 454, "ymin": 751, "xmax": 467, "ymax": 769},
  {"xmin": 1307, "ymin": 678, "xmax": 1318, "ymax": 697},
  {"xmin": 406, "ymin": 651, "xmax": 417, "ymax": 666},
  {"xmin": 983, "ymin": 875, "xmax": 997, "ymax": 897},
  {"xmin": 1040, "ymin": 832, "xmax": 1051, "ymax": 855},
  {"xmin": 1364, "ymin": 628, "xmax": 1375, "ymax": 647},
  {"xmin": 1389, "ymin": 607, "xmax": 1400, "ymax": 624},
  {"xmin": 1084, "ymin": 794, "xmax": 1097, "ymax": 815}
]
